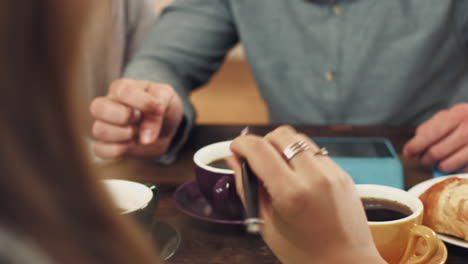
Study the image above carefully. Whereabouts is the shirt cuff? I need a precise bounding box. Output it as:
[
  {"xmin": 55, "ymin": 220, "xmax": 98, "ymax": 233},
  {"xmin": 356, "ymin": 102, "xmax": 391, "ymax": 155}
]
[{"xmin": 153, "ymin": 114, "xmax": 193, "ymax": 165}]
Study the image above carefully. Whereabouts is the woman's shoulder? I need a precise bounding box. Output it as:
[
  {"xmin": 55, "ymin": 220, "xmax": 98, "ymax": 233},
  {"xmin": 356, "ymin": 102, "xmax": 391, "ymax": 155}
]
[{"xmin": 0, "ymin": 224, "xmax": 53, "ymax": 264}]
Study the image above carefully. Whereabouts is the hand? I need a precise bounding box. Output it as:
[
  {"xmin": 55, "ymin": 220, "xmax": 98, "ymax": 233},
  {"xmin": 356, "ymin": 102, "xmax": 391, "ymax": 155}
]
[
  {"xmin": 403, "ymin": 103, "xmax": 468, "ymax": 173},
  {"xmin": 228, "ymin": 126, "xmax": 385, "ymax": 264},
  {"xmin": 89, "ymin": 79, "xmax": 183, "ymax": 159}
]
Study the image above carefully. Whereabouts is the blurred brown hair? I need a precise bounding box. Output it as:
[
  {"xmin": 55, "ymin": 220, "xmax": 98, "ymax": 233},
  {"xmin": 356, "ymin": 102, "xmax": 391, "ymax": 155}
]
[{"xmin": 0, "ymin": 0, "xmax": 158, "ymax": 263}]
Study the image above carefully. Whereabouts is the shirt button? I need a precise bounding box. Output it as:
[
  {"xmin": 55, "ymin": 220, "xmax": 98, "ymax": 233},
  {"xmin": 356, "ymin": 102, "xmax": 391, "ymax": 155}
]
[
  {"xmin": 324, "ymin": 72, "xmax": 335, "ymax": 81},
  {"xmin": 332, "ymin": 6, "xmax": 342, "ymax": 16}
]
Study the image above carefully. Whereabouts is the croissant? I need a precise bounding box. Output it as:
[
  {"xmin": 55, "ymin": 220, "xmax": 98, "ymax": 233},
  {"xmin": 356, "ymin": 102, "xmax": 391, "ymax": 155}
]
[{"xmin": 418, "ymin": 177, "xmax": 468, "ymax": 241}]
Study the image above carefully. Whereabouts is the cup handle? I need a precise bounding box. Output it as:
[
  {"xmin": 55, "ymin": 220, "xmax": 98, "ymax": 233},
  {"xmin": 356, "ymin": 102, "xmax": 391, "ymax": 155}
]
[
  {"xmin": 141, "ymin": 183, "xmax": 159, "ymax": 229},
  {"xmin": 212, "ymin": 176, "xmax": 243, "ymax": 218},
  {"xmin": 143, "ymin": 183, "xmax": 159, "ymax": 206},
  {"xmin": 401, "ymin": 225, "xmax": 439, "ymax": 264}
]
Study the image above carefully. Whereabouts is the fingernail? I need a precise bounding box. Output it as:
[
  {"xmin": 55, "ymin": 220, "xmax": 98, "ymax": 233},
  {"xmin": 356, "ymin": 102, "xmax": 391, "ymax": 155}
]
[
  {"xmin": 141, "ymin": 129, "xmax": 154, "ymax": 144},
  {"xmin": 153, "ymin": 103, "xmax": 164, "ymax": 115},
  {"xmin": 132, "ymin": 109, "xmax": 142, "ymax": 121}
]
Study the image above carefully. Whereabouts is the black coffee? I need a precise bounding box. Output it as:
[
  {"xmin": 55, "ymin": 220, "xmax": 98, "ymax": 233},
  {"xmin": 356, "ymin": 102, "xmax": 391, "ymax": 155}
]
[
  {"xmin": 362, "ymin": 198, "xmax": 412, "ymax": 222},
  {"xmin": 208, "ymin": 158, "xmax": 230, "ymax": 169}
]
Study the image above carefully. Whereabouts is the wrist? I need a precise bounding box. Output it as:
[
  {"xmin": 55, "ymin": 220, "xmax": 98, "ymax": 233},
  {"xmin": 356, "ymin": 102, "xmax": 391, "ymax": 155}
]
[{"xmin": 153, "ymin": 116, "xmax": 189, "ymax": 165}]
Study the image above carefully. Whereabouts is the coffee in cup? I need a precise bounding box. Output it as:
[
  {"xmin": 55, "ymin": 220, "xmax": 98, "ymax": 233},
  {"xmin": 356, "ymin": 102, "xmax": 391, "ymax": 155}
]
[
  {"xmin": 193, "ymin": 140, "xmax": 243, "ymax": 219},
  {"xmin": 356, "ymin": 184, "xmax": 439, "ymax": 264},
  {"xmin": 362, "ymin": 197, "xmax": 412, "ymax": 222}
]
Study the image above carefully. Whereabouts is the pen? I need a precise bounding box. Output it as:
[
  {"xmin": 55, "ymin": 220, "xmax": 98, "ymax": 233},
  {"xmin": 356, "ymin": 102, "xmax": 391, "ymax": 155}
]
[{"xmin": 240, "ymin": 127, "xmax": 263, "ymax": 234}]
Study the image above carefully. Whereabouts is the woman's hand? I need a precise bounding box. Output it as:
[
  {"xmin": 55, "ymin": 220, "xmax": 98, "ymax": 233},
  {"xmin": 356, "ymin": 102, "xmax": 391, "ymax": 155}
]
[{"xmin": 229, "ymin": 125, "xmax": 386, "ymax": 264}]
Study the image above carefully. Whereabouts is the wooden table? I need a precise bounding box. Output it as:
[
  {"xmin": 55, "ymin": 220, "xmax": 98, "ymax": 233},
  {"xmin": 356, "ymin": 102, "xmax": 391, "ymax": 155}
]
[{"xmin": 98, "ymin": 125, "xmax": 467, "ymax": 264}]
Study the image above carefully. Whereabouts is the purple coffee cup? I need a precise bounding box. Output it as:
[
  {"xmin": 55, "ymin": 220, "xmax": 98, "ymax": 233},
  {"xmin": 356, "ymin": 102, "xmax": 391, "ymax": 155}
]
[{"xmin": 193, "ymin": 141, "xmax": 243, "ymax": 219}]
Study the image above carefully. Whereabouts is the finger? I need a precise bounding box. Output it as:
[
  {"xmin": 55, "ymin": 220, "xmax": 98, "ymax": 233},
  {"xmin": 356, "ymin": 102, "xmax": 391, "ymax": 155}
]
[
  {"xmin": 108, "ymin": 79, "xmax": 161, "ymax": 114},
  {"xmin": 249, "ymin": 185, "xmax": 272, "ymax": 234},
  {"xmin": 92, "ymin": 121, "xmax": 137, "ymax": 142},
  {"xmin": 153, "ymin": 85, "xmax": 184, "ymax": 138},
  {"xmin": 227, "ymin": 155, "xmax": 272, "ymax": 231},
  {"xmin": 139, "ymin": 113, "xmax": 163, "ymax": 145},
  {"xmin": 437, "ymin": 145, "xmax": 468, "ymax": 173},
  {"xmin": 126, "ymin": 137, "xmax": 172, "ymax": 157},
  {"xmin": 403, "ymin": 110, "xmax": 456, "ymax": 156},
  {"xmin": 93, "ymin": 141, "xmax": 130, "ymax": 160},
  {"xmin": 90, "ymin": 97, "xmax": 135, "ymax": 125},
  {"xmin": 130, "ymin": 109, "xmax": 142, "ymax": 124},
  {"xmin": 264, "ymin": 125, "xmax": 325, "ymax": 172},
  {"xmin": 230, "ymin": 135, "xmax": 293, "ymax": 196},
  {"xmin": 226, "ymin": 155, "xmax": 245, "ymax": 204},
  {"xmin": 139, "ymin": 84, "xmax": 175, "ymax": 144},
  {"xmin": 458, "ymin": 164, "xmax": 468, "ymax": 173},
  {"xmin": 419, "ymin": 124, "xmax": 468, "ymax": 165}
]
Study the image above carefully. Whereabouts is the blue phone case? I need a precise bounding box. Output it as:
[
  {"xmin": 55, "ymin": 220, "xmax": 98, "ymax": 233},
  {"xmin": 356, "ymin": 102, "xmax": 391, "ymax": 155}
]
[
  {"xmin": 433, "ymin": 168, "xmax": 447, "ymax": 178},
  {"xmin": 312, "ymin": 137, "xmax": 404, "ymax": 189}
]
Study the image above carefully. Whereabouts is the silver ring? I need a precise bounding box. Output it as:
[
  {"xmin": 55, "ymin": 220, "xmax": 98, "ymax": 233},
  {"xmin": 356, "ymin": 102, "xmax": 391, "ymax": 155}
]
[
  {"xmin": 282, "ymin": 140, "xmax": 310, "ymax": 161},
  {"xmin": 314, "ymin": 147, "xmax": 329, "ymax": 156}
]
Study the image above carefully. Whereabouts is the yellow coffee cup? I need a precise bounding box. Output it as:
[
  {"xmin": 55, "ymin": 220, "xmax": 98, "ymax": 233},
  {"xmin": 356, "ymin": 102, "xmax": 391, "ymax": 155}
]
[{"xmin": 356, "ymin": 185, "xmax": 439, "ymax": 264}]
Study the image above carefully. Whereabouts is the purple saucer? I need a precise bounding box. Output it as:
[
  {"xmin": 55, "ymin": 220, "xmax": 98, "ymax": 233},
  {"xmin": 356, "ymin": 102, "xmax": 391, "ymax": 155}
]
[{"xmin": 173, "ymin": 181, "xmax": 244, "ymax": 225}]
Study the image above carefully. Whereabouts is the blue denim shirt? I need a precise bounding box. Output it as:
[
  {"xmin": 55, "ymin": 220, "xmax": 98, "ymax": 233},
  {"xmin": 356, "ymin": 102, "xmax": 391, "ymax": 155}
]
[{"xmin": 125, "ymin": 0, "xmax": 468, "ymax": 160}]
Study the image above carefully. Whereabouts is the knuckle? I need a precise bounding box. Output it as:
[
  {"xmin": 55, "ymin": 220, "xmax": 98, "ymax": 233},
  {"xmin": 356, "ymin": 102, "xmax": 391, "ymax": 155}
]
[
  {"xmin": 116, "ymin": 84, "xmax": 134, "ymax": 101},
  {"xmin": 459, "ymin": 123, "xmax": 468, "ymax": 138},
  {"xmin": 142, "ymin": 100, "xmax": 158, "ymax": 112},
  {"xmin": 109, "ymin": 78, "xmax": 131, "ymax": 93},
  {"xmin": 415, "ymin": 124, "xmax": 425, "ymax": 135},
  {"xmin": 156, "ymin": 83, "xmax": 174, "ymax": 92},
  {"xmin": 426, "ymin": 147, "xmax": 443, "ymax": 161},
  {"xmin": 450, "ymin": 103, "xmax": 468, "ymax": 121},
  {"xmin": 423, "ymin": 125, "xmax": 442, "ymax": 142},
  {"xmin": 246, "ymin": 135, "xmax": 266, "ymax": 148},
  {"xmin": 146, "ymin": 83, "xmax": 174, "ymax": 96},
  {"xmin": 433, "ymin": 110, "xmax": 448, "ymax": 120},
  {"xmin": 266, "ymin": 125, "xmax": 296, "ymax": 141},
  {"xmin": 437, "ymin": 162, "xmax": 452, "ymax": 173},
  {"xmin": 94, "ymin": 143, "xmax": 126, "ymax": 159},
  {"xmin": 298, "ymin": 132, "xmax": 314, "ymax": 145},
  {"xmin": 232, "ymin": 135, "xmax": 263, "ymax": 152},
  {"xmin": 121, "ymin": 108, "xmax": 134, "ymax": 124},
  {"xmin": 90, "ymin": 98, "xmax": 132, "ymax": 125},
  {"xmin": 273, "ymin": 125, "xmax": 296, "ymax": 136},
  {"xmin": 89, "ymin": 97, "xmax": 106, "ymax": 117},
  {"xmin": 234, "ymin": 134, "xmax": 259, "ymax": 144},
  {"xmin": 125, "ymin": 126, "xmax": 136, "ymax": 139}
]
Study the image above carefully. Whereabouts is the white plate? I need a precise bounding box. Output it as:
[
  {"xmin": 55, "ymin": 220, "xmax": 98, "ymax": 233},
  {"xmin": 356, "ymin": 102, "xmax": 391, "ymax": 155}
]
[{"xmin": 407, "ymin": 174, "xmax": 468, "ymax": 249}]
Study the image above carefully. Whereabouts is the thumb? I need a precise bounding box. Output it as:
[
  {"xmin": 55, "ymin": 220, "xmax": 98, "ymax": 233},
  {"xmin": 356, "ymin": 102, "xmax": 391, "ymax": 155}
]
[{"xmin": 138, "ymin": 84, "xmax": 175, "ymax": 145}]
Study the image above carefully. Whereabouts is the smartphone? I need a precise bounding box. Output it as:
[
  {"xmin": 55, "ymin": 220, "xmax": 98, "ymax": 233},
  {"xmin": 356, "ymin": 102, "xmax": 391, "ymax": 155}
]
[{"xmin": 312, "ymin": 138, "xmax": 404, "ymax": 189}]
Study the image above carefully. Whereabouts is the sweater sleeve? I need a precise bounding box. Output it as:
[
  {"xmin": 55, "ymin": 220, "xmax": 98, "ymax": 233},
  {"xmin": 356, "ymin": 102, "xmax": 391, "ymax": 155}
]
[
  {"xmin": 124, "ymin": 0, "xmax": 238, "ymax": 163},
  {"xmin": 123, "ymin": 0, "xmax": 157, "ymax": 65}
]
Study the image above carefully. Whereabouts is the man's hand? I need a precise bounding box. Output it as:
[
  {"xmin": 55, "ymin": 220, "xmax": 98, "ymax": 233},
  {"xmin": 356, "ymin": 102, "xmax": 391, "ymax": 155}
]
[
  {"xmin": 403, "ymin": 103, "xmax": 468, "ymax": 173},
  {"xmin": 89, "ymin": 79, "xmax": 184, "ymax": 159}
]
